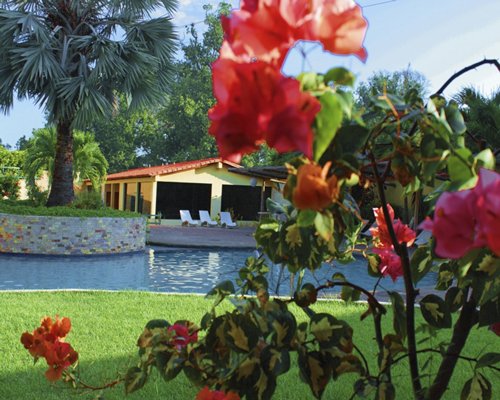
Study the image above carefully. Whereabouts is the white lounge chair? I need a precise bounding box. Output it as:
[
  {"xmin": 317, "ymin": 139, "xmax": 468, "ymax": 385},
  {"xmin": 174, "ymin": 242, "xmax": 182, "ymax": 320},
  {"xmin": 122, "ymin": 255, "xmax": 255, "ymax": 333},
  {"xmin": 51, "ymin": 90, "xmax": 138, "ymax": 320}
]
[
  {"xmin": 220, "ymin": 211, "xmax": 237, "ymax": 228},
  {"xmin": 179, "ymin": 210, "xmax": 199, "ymax": 227},
  {"xmin": 199, "ymin": 210, "xmax": 218, "ymax": 227}
]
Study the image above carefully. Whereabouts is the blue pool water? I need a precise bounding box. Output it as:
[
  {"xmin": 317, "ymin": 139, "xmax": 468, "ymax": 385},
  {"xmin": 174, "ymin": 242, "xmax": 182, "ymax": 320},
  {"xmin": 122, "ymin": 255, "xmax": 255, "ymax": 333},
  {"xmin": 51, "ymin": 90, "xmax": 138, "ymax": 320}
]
[{"xmin": 0, "ymin": 248, "xmax": 437, "ymax": 297}]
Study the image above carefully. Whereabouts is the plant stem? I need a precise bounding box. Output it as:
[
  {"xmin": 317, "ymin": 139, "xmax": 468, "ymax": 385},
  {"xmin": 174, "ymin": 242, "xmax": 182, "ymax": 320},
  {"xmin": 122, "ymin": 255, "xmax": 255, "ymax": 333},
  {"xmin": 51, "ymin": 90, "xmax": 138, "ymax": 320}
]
[
  {"xmin": 370, "ymin": 152, "xmax": 423, "ymax": 399},
  {"xmin": 427, "ymin": 291, "xmax": 478, "ymax": 399}
]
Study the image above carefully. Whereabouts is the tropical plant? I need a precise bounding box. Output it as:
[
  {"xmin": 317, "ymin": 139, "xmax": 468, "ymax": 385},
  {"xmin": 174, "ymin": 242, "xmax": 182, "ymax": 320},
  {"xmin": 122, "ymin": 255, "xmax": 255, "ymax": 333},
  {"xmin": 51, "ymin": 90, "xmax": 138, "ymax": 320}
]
[
  {"xmin": 24, "ymin": 127, "xmax": 108, "ymax": 190},
  {"xmin": 21, "ymin": 2, "xmax": 500, "ymax": 400},
  {"xmin": 0, "ymin": 0, "xmax": 177, "ymax": 206},
  {"xmin": 453, "ymin": 87, "xmax": 500, "ymax": 151}
]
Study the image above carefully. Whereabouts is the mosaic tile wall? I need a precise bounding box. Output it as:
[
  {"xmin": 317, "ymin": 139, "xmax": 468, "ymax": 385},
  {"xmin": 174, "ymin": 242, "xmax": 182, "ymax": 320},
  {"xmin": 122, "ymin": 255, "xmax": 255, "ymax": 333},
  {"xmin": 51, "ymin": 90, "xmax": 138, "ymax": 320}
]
[{"xmin": 0, "ymin": 213, "xmax": 146, "ymax": 255}]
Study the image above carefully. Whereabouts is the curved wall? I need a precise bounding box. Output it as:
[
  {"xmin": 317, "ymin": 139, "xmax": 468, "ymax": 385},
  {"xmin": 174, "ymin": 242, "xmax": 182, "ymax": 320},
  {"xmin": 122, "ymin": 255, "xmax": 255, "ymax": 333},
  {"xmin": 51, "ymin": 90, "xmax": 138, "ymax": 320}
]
[{"xmin": 0, "ymin": 213, "xmax": 146, "ymax": 255}]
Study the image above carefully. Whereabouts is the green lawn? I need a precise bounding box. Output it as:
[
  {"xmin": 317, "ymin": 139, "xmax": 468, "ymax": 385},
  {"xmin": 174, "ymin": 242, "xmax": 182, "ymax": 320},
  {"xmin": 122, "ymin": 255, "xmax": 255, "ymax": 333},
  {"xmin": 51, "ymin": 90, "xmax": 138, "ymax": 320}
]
[{"xmin": 0, "ymin": 291, "xmax": 497, "ymax": 399}]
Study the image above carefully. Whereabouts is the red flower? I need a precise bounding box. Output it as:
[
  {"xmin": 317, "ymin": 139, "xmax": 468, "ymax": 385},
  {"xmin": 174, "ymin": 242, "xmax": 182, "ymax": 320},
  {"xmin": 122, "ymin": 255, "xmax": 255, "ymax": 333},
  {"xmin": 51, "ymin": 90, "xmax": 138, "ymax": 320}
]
[
  {"xmin": 490, "ymin": 322, "xmax": 500, "ymax": 336},
  {"xmin": 209, "ymin": 58, "xmax": 320, "ymax": 162},
  {"xmin": 21, "ymin": 316, "xmax": 78, "ymax": 381},
  {"xmin": 474, "ymin": 168, "xmax": 500, "ymax": 256},
  {"xmin": 44, "ymin": 340, "xmax": 79, "ymax": 382},
  {"xmin": 221, "ymin": 0, "xmax": 367, "ymax": 67},
  {"xmin": 196, "ymin": 386, "xmax": 241, "ymax": 400},
  {"xmin": 370, "ymin": 204, "xmax": 416, "ymax": 248},
  {"xmin": 369, "ymin": 204, "xmax": 415, "ymax": 281},
  {"xmin": 372, "ymin": 247, "xmax": 403, "ymax": 282},
  {"xmin": 168, "ymin": 323, "xmax": 198, "ymax": 348}
]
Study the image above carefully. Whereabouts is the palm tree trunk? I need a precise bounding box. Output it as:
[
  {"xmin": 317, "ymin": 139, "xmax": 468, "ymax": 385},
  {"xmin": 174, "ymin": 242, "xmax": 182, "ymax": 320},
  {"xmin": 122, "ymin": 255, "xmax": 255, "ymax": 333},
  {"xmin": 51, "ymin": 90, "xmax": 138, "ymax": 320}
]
[{"xmin": 46, "ymin": 121, "xmax": 74, "ymax": 207}]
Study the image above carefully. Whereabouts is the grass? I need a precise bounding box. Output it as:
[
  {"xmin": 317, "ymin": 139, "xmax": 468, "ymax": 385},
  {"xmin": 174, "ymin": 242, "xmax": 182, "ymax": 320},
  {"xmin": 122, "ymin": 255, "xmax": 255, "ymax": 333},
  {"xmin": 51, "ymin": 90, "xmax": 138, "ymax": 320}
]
[
  {"xmin": 0, "ymin": 200, "xmax": 139, "ymax": 218},
  {"xmin": 1, "ymin": 291, "xmax": 497, "ymax": 399}
]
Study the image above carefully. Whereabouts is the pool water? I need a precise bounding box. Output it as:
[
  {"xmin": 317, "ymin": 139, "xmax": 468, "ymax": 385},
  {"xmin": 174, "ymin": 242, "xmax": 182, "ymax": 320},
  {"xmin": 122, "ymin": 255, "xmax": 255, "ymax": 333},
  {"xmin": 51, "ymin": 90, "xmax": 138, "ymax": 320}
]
[{"xmin": 0, "ymin": 248, "xmax": 437, "ymax": 297}]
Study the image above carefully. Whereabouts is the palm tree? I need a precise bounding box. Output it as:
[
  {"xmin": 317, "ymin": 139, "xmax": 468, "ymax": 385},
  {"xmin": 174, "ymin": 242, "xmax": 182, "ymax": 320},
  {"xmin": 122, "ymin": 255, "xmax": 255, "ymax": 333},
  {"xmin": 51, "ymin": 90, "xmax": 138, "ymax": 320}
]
[
  {"xmin": 24, "ymin": 127, "xmax": 108, "ymax": 191},
  {"xmin": 0, "ymin": 0, "xmax": 177, "ymax": 206},
  {"xmin": 453, "ymin": 87, "xmax": 500, "ymax": 151}
]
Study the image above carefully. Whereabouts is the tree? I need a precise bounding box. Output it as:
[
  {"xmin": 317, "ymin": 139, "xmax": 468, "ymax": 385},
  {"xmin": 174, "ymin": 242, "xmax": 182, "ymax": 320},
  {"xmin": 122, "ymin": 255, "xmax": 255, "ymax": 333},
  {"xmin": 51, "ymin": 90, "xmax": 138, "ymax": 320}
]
[
  {"xmin": 89, "ymin": 95, "xmax": 161, "ymax": 173},
  {"xmin": 0, "ymin": 0, "xmax": 177, "ymax": 206},
  {"xmin": 355, "ymin": 67, "xmax": 429, "ymax": 110},
  {"xmin": 24, "ymin": 127, "xmax": 108, "ymax": 191},
  {"xmin": 153, "ymin": 3, "xmax": 232, "ymax": 164},
  {"xmin": 453, "ymin": 87, "xmax": 500, "ymax": 151}
]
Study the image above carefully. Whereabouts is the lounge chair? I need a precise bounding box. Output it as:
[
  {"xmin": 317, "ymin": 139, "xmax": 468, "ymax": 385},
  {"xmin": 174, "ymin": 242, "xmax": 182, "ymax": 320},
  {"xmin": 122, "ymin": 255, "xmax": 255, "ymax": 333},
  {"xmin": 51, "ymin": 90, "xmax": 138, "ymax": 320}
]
[
  {"xmin": 220, "ymin": 211, "xmax": 237, "ymax": 228},
  {"xmin": 179, "ymin": 210, "xmax": 199, "ymax": 227},
  {"xmin": 199, "ymin": 210, "xmax": 218, "ymax": 227}
]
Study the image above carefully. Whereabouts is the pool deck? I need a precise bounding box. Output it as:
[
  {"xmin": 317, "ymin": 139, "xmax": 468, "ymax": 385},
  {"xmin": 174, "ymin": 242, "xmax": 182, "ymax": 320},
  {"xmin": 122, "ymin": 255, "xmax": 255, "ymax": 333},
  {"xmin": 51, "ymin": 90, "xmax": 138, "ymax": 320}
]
[{"xmin": 147, "ymin": 225, "xmax": 257, "ymax": 249}]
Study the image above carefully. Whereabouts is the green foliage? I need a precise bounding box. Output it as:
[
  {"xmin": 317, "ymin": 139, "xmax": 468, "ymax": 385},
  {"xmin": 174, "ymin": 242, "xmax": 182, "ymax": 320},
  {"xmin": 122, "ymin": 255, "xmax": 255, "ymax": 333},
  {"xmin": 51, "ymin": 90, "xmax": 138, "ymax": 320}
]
[
  {"xmin": 23, "ymin": 127, "xmax": 108, "ymax": 190},
  {"xmin": 0, "ymin": 199, "xmax": 137, "ymax": 218},
  {"xmin": 71, "ymin": 190, "xmax": 105, "ymax": 210},
  {"xmin": 0, "ymin": 0, "xmax": 178, "ymax": 205},
  {"xmin": 0, "ymin": 173, "xmax": 20, "ymax": 199}
]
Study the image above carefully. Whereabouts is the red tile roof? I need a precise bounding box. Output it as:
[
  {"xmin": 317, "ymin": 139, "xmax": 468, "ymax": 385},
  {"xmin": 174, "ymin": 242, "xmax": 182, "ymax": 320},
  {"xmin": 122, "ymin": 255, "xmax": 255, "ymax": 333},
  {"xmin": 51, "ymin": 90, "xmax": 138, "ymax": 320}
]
[{"xmin": 105, "ymin": 158, "xmax": 241, "ymax": 181}]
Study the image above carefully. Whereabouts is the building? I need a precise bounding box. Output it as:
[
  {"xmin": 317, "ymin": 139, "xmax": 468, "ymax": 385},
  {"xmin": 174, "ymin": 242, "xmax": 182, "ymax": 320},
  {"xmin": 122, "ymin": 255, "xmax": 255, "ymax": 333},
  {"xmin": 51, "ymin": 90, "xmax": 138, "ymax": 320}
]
[{"xmin": 91, "ymin": 158, "xmax": 284, "ymax": 224}]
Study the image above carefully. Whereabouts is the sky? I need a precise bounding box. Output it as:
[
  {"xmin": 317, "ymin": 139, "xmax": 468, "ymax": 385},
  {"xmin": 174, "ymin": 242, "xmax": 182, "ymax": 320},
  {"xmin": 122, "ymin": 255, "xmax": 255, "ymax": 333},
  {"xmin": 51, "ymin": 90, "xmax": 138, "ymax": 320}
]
[{"xmin": 0, "ymin": 0, "xmax": 499, "ymax": 148}]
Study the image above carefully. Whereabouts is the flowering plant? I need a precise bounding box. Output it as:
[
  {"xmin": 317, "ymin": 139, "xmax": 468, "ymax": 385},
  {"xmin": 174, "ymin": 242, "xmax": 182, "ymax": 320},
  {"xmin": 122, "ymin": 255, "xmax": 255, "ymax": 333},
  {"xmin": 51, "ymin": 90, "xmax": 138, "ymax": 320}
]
[{"xmin": 22, "ymin": 1, "xmax": 499, "ymax": 399}]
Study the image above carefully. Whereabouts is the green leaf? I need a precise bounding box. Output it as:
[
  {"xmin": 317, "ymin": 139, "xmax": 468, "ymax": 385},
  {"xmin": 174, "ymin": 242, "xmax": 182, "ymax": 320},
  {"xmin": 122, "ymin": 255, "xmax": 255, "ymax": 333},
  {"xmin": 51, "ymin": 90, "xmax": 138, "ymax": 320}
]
[
  {"xmin": 445, "ymin": 287, "xmax": 465, "ymax": 313},
  {"xmin": 475, "ymin": 149, "xmax": 496, "ymax": 170},
  {"xmin": 270, "ymin": 310, "xmax": 297, "ymax": 349},
  {"xmin": 314, "ymin": 91, "xmax": 343, "ymax": 161},
  {"xmin": 420, "ymin": 294, "xmax": 452, "ymax": 329},
  {"xmin": 298, "ymin": 72, "xmax": 322, "ymax": 91},
  {"xmin": 298, "ymin": 350, "xmax": 332, "ymax": 399},
  {"xmin": 478, "ymin": 297, "xmax": 500, "ymax": 327},
  {"xmin": 297, "ymin": 209, "xmax": 317, "ymax": 227},
  {"xmin": 155, "ymin": 351, "xmax": 183, "ymax": 381},
  {"xmin": 461, "ymin": 373, "xmax": 492, "ymax": 400},
  {"xmin": 445, "ymin": 102, "xmax": 467, "ymax": 135},
  {"xmin": 476, "ymin": 353, "xmax": 500, "ymax": 370},
  {"xmin": 314, "ymin": 211, "xmax": 334, "ymax": 241},
  {"xmin": 224, "ymin": 314, "xmax": 259, "ymax": 353},
  {"xmin": 410, "ymin": 247, "xmax": 433, "ymax": 284},
  {"xmin": 324, "ymin": 67, "xmax": 355, "ymax": 87},
  {"xmin": 341, "ymin": 286, "xmax": 361, "ymax": 303},
  {"xmin": 261, "ymin": 347, "xmax": 291, "ymax": 376},
  {"xmin": 310, "ymin": 313, "xmax": 352, "ymax": 350},
  {"xmin": 389, "ymin": 292, "xmax": 407, "ymax": 340},
  {"xmin": 206, "ymin": 280, "xmax": 235, "ymax": 307},
  {"xmin": 332, "ymin": 354, "xmax": 365, "ymax": 379},
  {"xmin": 145, "ymin": 319, "xmax": 170, "ymax": 330},
  {"xmin": 124, "ymin": 367, "xmax": 148, "ymax": 394},
  {"xmin": 447, "ymin": 148, "xmax": 474, "ymax": 183}
]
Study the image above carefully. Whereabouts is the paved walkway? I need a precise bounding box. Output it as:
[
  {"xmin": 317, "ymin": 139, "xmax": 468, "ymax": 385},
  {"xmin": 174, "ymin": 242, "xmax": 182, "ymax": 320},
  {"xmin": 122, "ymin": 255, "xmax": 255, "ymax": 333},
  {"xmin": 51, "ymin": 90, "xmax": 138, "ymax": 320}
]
[{"xmin": 147, "ymin": 225, "xmax": 257, "ymax": 249}]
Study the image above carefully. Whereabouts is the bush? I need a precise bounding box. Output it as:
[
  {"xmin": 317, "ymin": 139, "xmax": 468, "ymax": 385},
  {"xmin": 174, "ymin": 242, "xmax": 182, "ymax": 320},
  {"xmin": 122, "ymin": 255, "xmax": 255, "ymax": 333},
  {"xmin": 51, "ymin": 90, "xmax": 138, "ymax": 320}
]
[
  {"xmin": 0, "ymin": 174, "xmax": 20, "ymax": 199},
  {"xmin": 71, "ymin": 190, "xmax": 105, "ymax": 210},
  {"xmin": 0, "ymin": 199, "xmax": 139, "ymax": 218}
]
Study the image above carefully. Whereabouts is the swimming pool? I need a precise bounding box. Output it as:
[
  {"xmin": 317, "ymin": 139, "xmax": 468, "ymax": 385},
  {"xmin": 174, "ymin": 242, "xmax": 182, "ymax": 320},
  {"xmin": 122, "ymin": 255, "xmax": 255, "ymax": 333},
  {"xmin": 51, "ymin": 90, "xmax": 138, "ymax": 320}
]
[{"xmin": 0, "ymin": 248, "xmax": 437, "ymax": 297}]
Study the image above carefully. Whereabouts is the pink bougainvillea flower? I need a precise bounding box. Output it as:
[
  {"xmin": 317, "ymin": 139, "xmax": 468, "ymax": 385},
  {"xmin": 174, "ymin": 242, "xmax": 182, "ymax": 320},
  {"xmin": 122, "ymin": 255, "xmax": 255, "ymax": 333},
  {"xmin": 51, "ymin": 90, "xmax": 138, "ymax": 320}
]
[
  {"xmin": 370, "ymin": 204, "xmax": 416, "ymax": 248},
  {"xmin": 302, "ymin": 0, "xmax": 368, "ymax": 61},
  {"xmin": 221, "ymin": 0, "xmax": 367, "ymax": 66},
  {"xmin": 474, "ymin": 168, "xmax": 500, "ymax": 256},
  {"xmin": 209, "ymin": 58, "xmax": 320, "ymax": 162},
  {"xmin": 168, "ymin": 323, "xmax": 198, "ymax": 349},
  {"xmin": 419, "ymin": 190, "xmax": 482, "ymax": 259},
  {"xmin": 372, "ymin": 247, "xmax": 403, "ymax": 282},
  {"xmin": 196, "ymin": 386, "xmax": 241, "ymax": 400},
  {"xmin": 43, "ymin": 340, "xmax": 79, "ymax": 382}
]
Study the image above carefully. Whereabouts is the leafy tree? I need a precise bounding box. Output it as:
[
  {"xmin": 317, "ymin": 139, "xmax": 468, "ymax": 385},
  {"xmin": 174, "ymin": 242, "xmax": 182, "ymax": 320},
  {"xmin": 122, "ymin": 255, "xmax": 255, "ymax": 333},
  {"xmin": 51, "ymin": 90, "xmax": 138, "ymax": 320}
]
[
  {"xmin": 355, "ymin": 67, "xmax": 429, "ymax": 110},
  {"xmin": 0, "ymin": 144, "xmax": 24, "ymax": 199},
  {"xmin": 0, "ymin": 0, "xmax": 177, "ymax": 206},
  {"xmin": 0, "ymin": 145, "xmax": 25, "ymax": 168},
  {"xmin": 24, "ymin": 127, "xmax": 108, "ymax": 190},
  {"xmin": 89, "ymin": 96, "xmax": 160, "ymax": 173},
  {"xmin": 453, "ymin": 87, "xmax": 500, "ymax": 151},
  {"xmin": 153, "ymin": 3, "xmax": 232, "ymax": 164},
  {"xmin": 15, "ymin": 135, "xmax": 30, "ymax": 151}
]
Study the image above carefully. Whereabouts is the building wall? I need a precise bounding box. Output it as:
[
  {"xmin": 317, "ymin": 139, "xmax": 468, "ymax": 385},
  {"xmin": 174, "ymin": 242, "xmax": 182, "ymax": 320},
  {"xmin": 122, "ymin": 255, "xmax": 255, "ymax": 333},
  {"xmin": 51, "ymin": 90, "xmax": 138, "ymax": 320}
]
[
  {"xmin": 101, "ymin": 163, "xmax": 281, "ymax": 224},
  {"xmin": 0, "ymin": 213, "xmax": 146, "ymax": 255}
]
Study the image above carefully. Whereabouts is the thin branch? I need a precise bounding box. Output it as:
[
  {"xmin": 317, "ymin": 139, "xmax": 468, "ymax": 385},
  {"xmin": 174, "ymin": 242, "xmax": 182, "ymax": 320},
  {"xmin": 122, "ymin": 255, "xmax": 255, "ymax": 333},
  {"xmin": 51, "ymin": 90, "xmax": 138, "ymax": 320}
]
[
  {"xmin": 392, "ymin": 348, "xmax": 500, "ymax": 373},
  {"xmin": 433, "ymin": 59, "xmax": 500, "ymax": 96},
  {"xmin": 353, "ymin": 342, "xmax": 371, "ymax": 376},
  {"xmin": 369, "ymin": 152, "xmax": 423, "ymax": 399}
]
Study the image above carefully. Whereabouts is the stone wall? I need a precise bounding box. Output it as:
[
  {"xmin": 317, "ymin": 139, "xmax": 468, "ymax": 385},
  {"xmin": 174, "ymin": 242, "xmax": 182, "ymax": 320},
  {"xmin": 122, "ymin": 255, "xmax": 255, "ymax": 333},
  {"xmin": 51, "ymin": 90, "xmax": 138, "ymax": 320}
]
[{"xmin": 0, "ymin": 213, "xmax": 146, "ymax": 255}]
